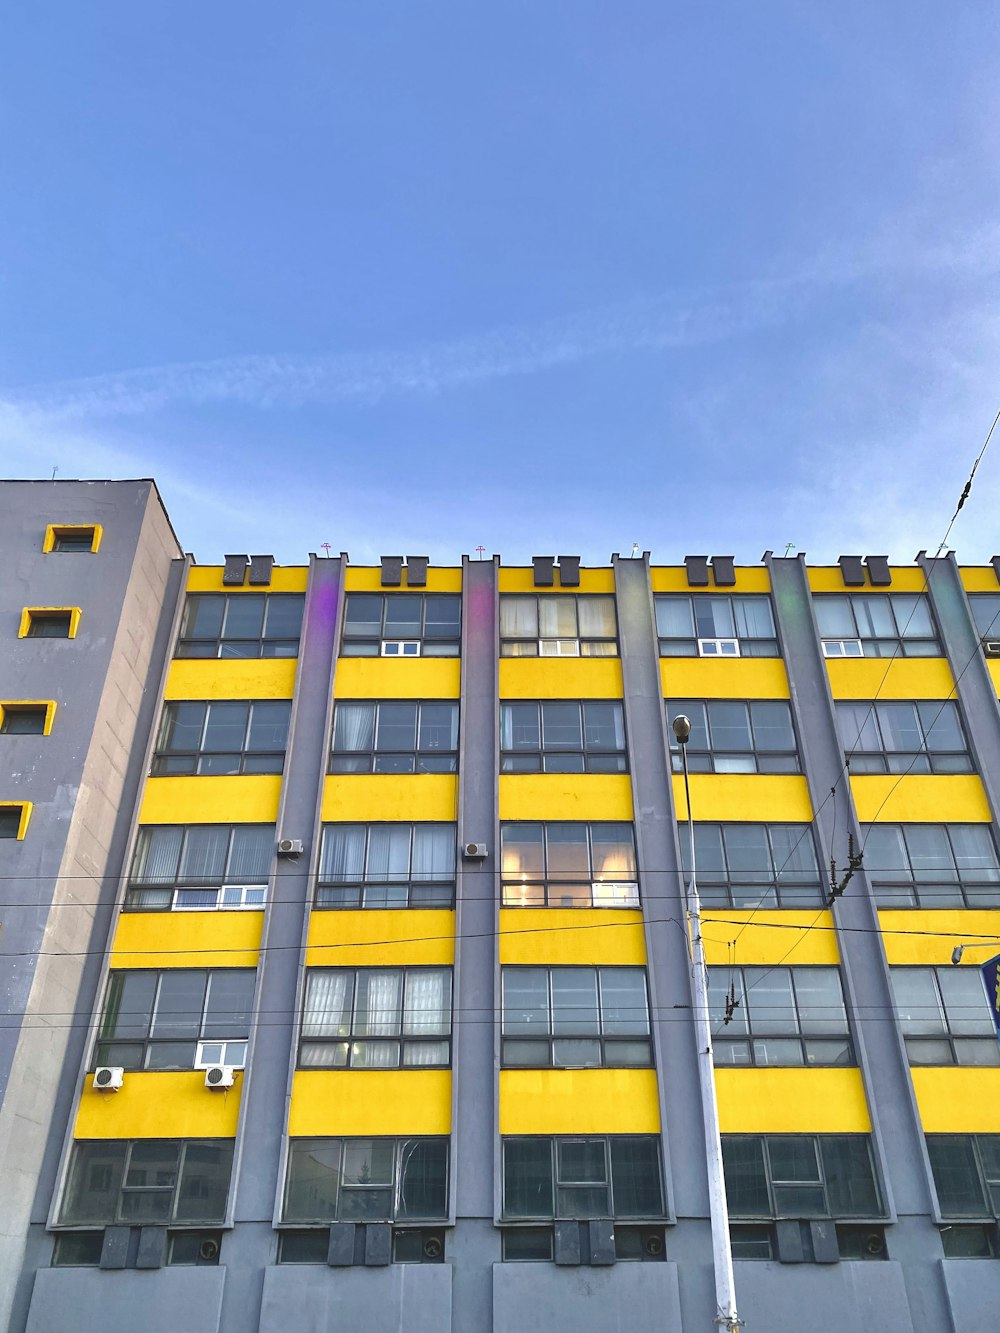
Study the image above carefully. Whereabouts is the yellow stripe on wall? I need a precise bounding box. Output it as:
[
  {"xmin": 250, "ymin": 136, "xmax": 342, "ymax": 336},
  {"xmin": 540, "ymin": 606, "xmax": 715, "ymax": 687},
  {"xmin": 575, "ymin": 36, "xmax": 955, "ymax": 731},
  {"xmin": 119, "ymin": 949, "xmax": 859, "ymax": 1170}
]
[
  {"xmin": 959, "ymin": 567, "xmax": 1000, "ymax": 593},
  {"xmin": 499, "ymin": 659, "xmax": 623, "ymax": 699},
  {"xmin": 499, "ymin": 774, "xmax": 633, "ymax": 822},
  {"xmin": 75, "ymin": 1073, "xmax": 242, "ymax": 1138},
  {"xmin": 499, "ymin": 909, "xmax": 646, "ymax": 965},
  {"xmin": 306, "ymin": 910, "xmax": 455, "ymax": 966},
  {"xmin": 988, "ymin": 661, "xmax": 1000, "ymax": 697},
  {"xmin": 851, "ymin": 774, "xmax": 991, "ymax": 823},
  {"xmin": 164, "ymin": 659, "xmax": 298, "ymax": 700},
  {"xmin": 333, "ymin": 659, "xmax": 461, "ymax": 699},
  {"xmin": 879, "ymin": 913, "xmax": 1000, "ymax": 965},
  {"xmin": 808, "ymin": 567, "xmax": 926, "ymax": 593},
  {"xmin": 498, "ymin": 569, "xmax": 615, "ymax": 593},
  {"xmin": 322, "ymin": 774, "xmax": 457, "ymax": 822},
  {"xmin": 661, "ymin": 659, "xmax": 791, "ymax": 699},
  {"xmin": 716, "ymin": 1068, "xmax": 870, "ymax": 1133},
  {"xmin": 187, "ymin": 567, "xmax": 308, "ymax": 592},
  {"xmin": 111, "ymin": 912, "xmax": 263, "ymax": 968},
  {"xmin": 701, "ymin": 912, "xmax": 839, "ymax": 965},
  {"xmin": 289, "ymin": 1070, "xmax": 451, "ymax": 1136},
  {"xmin": 343, "ymin": 568, "xmax": 463, "ymax": 592},
  {"xmin": 825, "ymin": 659, "xmax": 955, "ymax": 699},
  {"xmin": 650, "ymin": 568, "xmax": 771, "ymax": 593},
  {"xmin": 912, "ymin": 1069, "xmax": 1000, "ymax": 1132},
  {"xmin": 673, "ymin": 774, "xmax": 813, "ymax": 822},
  {"xmin": 139, "ymin": 775, "xmax": 282, "ymax": 824},
  {"xmin": 499, "ymin": 1069, "xmax": 660, "ymax": 1134}
]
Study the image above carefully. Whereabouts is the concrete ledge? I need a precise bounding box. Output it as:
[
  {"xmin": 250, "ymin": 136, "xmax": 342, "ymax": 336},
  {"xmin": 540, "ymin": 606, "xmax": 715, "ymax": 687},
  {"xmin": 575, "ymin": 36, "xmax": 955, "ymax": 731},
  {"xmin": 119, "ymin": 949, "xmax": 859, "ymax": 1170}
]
[
  {"xmin": 26, "ymin": 1267, "xmax": 225, "ymax": 1333},
  {"xmin": 260, "ymin": 1263, "xmax": 452, "ymax": 1333},
  {"xmin": 493, "ymin": 1262, "xmax": 681, "ymax": 1333}
]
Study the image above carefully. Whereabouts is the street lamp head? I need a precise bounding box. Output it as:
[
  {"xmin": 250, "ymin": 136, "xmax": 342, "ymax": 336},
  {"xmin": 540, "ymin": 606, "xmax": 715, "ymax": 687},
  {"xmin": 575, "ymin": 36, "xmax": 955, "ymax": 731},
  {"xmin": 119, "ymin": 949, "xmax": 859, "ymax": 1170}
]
[{"xmin": 672, "ymin": 715, "xmax": 692, "ymax": 745}]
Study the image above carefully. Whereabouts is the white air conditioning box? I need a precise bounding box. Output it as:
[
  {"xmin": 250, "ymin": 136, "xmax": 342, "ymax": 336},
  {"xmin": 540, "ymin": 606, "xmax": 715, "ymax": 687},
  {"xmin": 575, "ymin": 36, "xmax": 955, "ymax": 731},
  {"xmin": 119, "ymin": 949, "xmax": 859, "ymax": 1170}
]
[
  {"xmin": 204, "ymin": 1066, "xmax": 236, "ymax": 1090},
  {"xmin": 93, "ymin": 1066, "xmax": 124, "ymax": 1092},
  {"xmin": 277, "ymin": 838, "xmax": 304, "ymax": 857},
  {"xmin": 985, "ymin": 641, "xmax": 1000, "ymax": 657},
  {"xmin": 463, "ymin": 842, "xmax": 488, "ymax": 859}
]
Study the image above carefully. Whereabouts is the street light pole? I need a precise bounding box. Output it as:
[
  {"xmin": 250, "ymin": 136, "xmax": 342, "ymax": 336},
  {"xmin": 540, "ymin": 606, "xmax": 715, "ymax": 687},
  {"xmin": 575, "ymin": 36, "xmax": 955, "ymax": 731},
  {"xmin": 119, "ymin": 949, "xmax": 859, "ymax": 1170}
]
[{"xmin": 672, "ymin": 715, "xmax": 741, "ymax": 1332}]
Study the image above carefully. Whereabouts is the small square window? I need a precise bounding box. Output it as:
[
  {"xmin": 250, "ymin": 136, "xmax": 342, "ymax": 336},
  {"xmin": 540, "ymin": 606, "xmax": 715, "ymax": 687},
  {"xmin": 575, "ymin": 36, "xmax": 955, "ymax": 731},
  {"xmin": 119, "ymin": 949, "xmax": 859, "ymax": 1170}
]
[
  {"xmin": 46, "ymin": 525, "xmax": 101, "ymax": 553},
  {"xmin": 21, "ymin": 609, "xmax": 79, "ymax": 639},
  {"xmin": 0, "ymin": 805, "xmax": 29, "ymax": 839},
  {"xmin": 0, "ymin": 705, "xmax": 49, "ymax": 735}
]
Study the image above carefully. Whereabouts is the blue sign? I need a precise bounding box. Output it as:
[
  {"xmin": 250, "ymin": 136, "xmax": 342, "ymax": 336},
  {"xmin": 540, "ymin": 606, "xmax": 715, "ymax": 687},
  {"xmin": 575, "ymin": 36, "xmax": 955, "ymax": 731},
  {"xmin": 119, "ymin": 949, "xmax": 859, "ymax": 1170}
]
[{"xmin": 980, "ymin": 953, "xmax": 1000, "ymax": 1039}]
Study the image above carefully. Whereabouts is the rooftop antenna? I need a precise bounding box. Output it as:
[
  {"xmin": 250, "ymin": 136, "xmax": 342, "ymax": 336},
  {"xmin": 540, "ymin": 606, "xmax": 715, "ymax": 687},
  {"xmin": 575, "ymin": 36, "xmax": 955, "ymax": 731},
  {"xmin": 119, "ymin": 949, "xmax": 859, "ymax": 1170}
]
[
  {"xmin": 475, "ymin": 546, "xmax": 486, "ymax": 561},
  {"xmin": 783, "ymin": 542, "xmax": 795, "ymax": 557},
  {"xmin": 630, "ymin": 543, "xmax": 640, "ymax": 559},
  {"xmin": 51, "ymin": 466, "xmax": 58, "ymax": 481},
  {"xmin": 320, "ymin": 543, "xmax": 332, "ymax": 558}
]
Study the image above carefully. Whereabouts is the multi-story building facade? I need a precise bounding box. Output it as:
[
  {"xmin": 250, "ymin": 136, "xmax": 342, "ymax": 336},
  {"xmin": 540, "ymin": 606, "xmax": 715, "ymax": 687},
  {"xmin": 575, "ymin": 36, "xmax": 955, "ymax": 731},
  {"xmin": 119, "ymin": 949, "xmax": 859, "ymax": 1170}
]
[{"xmin": 3, "ymin": 482, "xmax": 1000, "ymax": 1333}]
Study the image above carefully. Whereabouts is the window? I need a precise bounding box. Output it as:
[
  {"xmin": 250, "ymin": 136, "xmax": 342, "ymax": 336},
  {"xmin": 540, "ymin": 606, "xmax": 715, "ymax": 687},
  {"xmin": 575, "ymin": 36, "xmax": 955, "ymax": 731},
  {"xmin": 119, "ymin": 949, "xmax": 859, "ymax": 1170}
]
[
  {"xmin": 835, "ymin": 701, "xmax": 973, "ymax": 774},
  {"xmin": 341, "ymin": 594, "xmax": 461, "ymax": 657},
  {"xmin": 175, "ymin": 594, "xmax": 304, "ymax": 659},
  {"xmin": 814, "ymin": 594, "xmax": 940, "ymax": 657},
  {"xmin": 501, "ymin": 822, "xmax": 638, "ymax": 908},
  {"xmin": 20, "ymin": 608, "xmax": 79, "ymax": 639},
  {"xmin": 152, "ymin": 701, "xmax": 291, "ymax": 776},
  {"xmin": 501, "ymin": 967, "xmax": 651, "ymax": 1067},
  {"xmin": 723, "ymin": 1136, "xmax": 883, "ymax": 1219},
  {"xmin": 500, "ymin": 701, "xmax": 627, "ymax": 773},
  {"xmin": 330, "ymin": 701, "xmax": 459, "ymax": 773},
  {"xmin": 927, "ymin": 1136, "xmax": 1000, "ymax": 1218},
  {"xmin": 94, "ymin": 969, "xmax": 255, "ymax": 1070},
  {"xmin": 126, "ymin": 824, "xmax": 273, "ymax": 910},
  {"xmin": 667, "ymin": 700, "xmax": 798, "ymax": 773},
  {"xmin": 59, "ymin": 1140, "xmax": 234, "ymax": 1225},
  {"xmin": 708, "ymin": 967, "xmax": 852, "ymax": 1066},
  {"xmin": 0, "ymin": 704, "xmax": 50, "ymax": 735},
  {"xmin": 317, "ymin": 823, "xmax": 456, "ymax": 908},
  {"xmin": 861, "ymin": 823, "xmax": 1000, "ymax": 908},
  {"xmin": 499, "ymin": 595, "xmax": 618, "ymax": 657},
  {"xmin": 969, "ymin": 595, "xmax": 1000, "ymax": 646},
  {"xmin": 654, "ymin": 595, "xmax": 778, "ymax": 657},
  {"xmin": 890, "ymin": 968, "xmax": 999, "ymax": 1066},
  {"xmin": 680, "ymin": 823, "xmax": 824, "ymax": 908},
  {"xmin": 502, "ymin": 1137, "xmax": 665, "ymax": 1220},
  {"xmin": 0, "ymin": 803, "xmax": 31, "ymax": 839},
  {"xmin": 45, "ymin": 524, "xmax": 101, "ymax": 553},
  {"xmin": 300, "ymin": 968, "xmax": 452, "ymax": 1068},
  {"xmin": 283, "ymin": 1138, "xmax": 448, "ymax": 1222}
]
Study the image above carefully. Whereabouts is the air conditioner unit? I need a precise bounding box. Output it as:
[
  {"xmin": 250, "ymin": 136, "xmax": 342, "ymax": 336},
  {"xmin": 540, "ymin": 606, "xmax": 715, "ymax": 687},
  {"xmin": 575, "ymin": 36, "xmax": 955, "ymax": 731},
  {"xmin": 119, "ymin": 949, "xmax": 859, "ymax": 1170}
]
[
  {"xmin": 463, "ymin": 842, "xmax": 488, "ymax": 859},
  {"xmin": 204, "ymin": 1065, "xmax": 236, "ymax": 1090},
  {"xmin": 985, "ymin": 641, "xmax": 1000, "ymax": 657},
  {"xmin": 277, "ymin": 838, "xmax": 304, "ymax": 858},
  {"xmin": 93, "ymin": 1066, "xmax": 124, "ymax": 1092}
]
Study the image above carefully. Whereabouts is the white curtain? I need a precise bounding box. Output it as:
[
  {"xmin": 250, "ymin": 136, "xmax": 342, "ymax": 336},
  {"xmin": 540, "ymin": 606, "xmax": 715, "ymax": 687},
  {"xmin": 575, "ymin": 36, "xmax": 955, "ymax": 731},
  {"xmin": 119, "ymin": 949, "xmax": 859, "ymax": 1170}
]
[
  {"xmin": 303, "ymin": 971, "xmax": 353, "ymax": 1037},
  {"xmin": 355, "ymin": 971, "xmax": 402, "ymax": 1035},
  {"xmin": 133, "ymin": 827, "xmax": 183, "ymax": 884},
  {"xmin": 367, "ymin": 826, "xmax": 411, "ymax": 882},
  {"xmin": 538, "ymin": 596, "xmax": 577, "ymax": 638},
  {"xmin": 577, "ymin": 596, "xmax": 616, "ymax": 638},
  {"xmin": 412, "ymin": 826, "xmax": 454, "ymax": 881},
  {"xmin": 320, "ymin": 825, "xmax": 365, "ymax": 881},
  {"xmin": 403, "ymin": 970, "xmax": 450, "ymax": 1035},
  {"xmin": 332, "ymin": 703, "xmax": 375, "ymax": 753},
  {"xmin": 500, "ymin": 596, "xmax": 537, "ymax": 637}
]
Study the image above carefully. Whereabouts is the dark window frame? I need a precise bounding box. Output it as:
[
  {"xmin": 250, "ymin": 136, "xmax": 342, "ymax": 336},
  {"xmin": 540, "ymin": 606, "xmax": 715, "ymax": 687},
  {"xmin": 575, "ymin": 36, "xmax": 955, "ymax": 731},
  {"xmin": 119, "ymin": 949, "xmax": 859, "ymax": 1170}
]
[
  {"xmin": 722, "ymin": 1134, "xmax": 884, "ymax": 1220},
  {"xmin": 654, "ymin": 594, "xmax": 779, "ymax": 658},
  {"xmin": 861, "ymin": 823, "xmax": 1000, "ymax": 909},
  {"xmin": 890, "ymin": 966, "xmax": 1000, "ymax": 1066},
  {"xmin": 282, "ymin": 1137, "xmax": 450, "ymax": 1224},
  {"xmin": 667, "ymin": 699, "xmax": 800, "ymax": 774},
  {"xmin": 680, "ymin": 822, "xmax": 825, "ymax": 909},
  {"xmin": 25, "ymin": 610, "xmax": 75, "ymax": 639},
  {"xmin": 340, "ymin": 593, "xmax": 461, "ymax": 658},
  {"xmin": 499, "ymin": 594, "xmax": 619, "ymax": 658},
  {"xmin": 0, "ymin": 807, "xmax": 23, "ymax": 839},
  {"xmin": 299, "ymin": 966, "xmax": 453, "ymax": 1069},
  {"xmin": 500, "ymin": 700, "xmax": 628, "ymax": 774},
  {"xmin": 175, "ymin": 593, "xmax": 304, "ymax": 660},
  {"xmin": 835, "ymin": 700, "xmax": 973, "ymax": 775},
  {"xmin": 501, "ymin": 966, "xmax": 652, "ymax": 1068},
  {"xmin": 927, "ymin": 1135, "xmax": 1000, "ymax": 1220},
  {"xmin": 500, "ymin": 821, "xmax": 639, "ymax": 908},
  {"xmin": 152, "ymin": 700, "xmax": 291, "ymax": 776},
  {"xmin": 0, "ymin": 704, "xmax": 49, "ymax": 735},
  {"xmin": 58, "ymin": 1139, "xmax": 234, "ymax": 1227},
  {"xmin": 969, "ymin": 594, "xmax": 1000, "ymax": 647},
  {"xmin": 316, "ymin": 822, "xmax": 457, "ymax": 909},
  {"xmin": 501, "ymin": 1135, "xmax": 666, "ymax": 1221},
  {"xmin": 49, "ymin": 525, "xmax": 99, "ymax": 553},
  {"xmin": 125, "ymin": 824, "xmax": 274, "ymax": 912},
  {"xmin": 709, "ymin": 966, "xmax": 853, "ymax": 1067},
  {"xmin": 329, "ymin": 700, "xmax": 459, "ymax": 774},
  {"xmin": 813, "ymin": 593, "xmax": 941, "ymax": 658}
]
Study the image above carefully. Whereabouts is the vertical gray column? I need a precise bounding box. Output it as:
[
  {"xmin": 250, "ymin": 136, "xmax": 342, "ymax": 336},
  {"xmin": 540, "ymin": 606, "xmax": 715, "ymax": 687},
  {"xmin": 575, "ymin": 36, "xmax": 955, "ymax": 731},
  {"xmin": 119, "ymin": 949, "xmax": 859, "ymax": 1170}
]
[
  {"xmin": 219, "ymin": 555, "xmax": 343, "ymax": 1333},
  {"xmin": 613, "ymin": 555, "xmax": 715, "ymax": 1323},
  {"xmin": 767, "ymin": 554, "xmax": 951, "ymax": 1331},
  {"xmin": 451, "ymin": 555, "xmax": 500, "ymax": 1333},
  {"xmin": 919, "ymin": 554, "xmax": 1000, "ymax": 822}
]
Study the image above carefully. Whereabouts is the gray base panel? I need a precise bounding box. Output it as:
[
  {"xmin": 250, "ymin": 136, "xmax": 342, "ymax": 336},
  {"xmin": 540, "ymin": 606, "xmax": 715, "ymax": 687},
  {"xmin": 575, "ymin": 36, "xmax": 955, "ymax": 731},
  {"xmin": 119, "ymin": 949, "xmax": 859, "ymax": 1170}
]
[
  {"xmin": 260, "ymin": 1264, "xmax": 452, "ymax": 1333},
  {"xmin": 941, "ymin": 1258, "xmax": 1000, "ymax": 1333},
  {"xmin": 733, "ymin": 1261, "xmax": 915, "ymax": 1333},
  {"xmin": 492, "ymin": 1263, "xmax": 682, "ymax": 1333},
  {"xmin": 25, "ymin": 1268, "xmax": 225, "ymax": 1333}
]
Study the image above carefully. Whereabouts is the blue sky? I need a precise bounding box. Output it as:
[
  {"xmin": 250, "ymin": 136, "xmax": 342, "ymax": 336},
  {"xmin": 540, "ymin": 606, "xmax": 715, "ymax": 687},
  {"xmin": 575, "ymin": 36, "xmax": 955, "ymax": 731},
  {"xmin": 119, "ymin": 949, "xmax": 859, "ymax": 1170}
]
[{"xmin": 2, "ymin": 3, "xmax": 999, "ymax": 565}]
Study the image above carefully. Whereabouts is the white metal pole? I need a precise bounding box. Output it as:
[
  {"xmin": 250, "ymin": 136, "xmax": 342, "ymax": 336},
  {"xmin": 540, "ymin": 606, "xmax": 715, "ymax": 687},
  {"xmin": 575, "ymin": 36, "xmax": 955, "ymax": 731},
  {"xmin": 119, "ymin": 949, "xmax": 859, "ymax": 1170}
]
[{"xmin": 678, "ymin": 725, "xmax": 742, "ymax": 1332}]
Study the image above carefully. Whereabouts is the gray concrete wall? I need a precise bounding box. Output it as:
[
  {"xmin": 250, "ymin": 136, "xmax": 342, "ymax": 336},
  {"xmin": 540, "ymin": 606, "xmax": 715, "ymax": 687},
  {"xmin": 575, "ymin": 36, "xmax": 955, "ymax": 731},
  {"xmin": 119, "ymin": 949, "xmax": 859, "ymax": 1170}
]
[
  {"xmin": 25, "ymin": 1268, "xmax": 225, "ymax": 1333},
  {"xmin": 492, "ymin": 1262, "xmax": 682, "ymax": 1333},
  {"xmin": 260, "ymin": 1264, "xmax": 452, "ymax": 1333}
]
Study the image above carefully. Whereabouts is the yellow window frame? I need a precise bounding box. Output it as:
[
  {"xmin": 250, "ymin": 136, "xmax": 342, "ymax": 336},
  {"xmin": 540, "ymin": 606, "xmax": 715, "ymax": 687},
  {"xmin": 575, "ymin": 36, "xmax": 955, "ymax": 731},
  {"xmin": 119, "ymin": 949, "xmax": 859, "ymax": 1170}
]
[
  {"xmin": 0, "ymin": 701, "xmax": 57, "ymax": 735},
  {"xmin": 43, "ymin": 523, "xmax": 103, "ymax": 554},
  {"xmin": 18, "ymin": 608, "xmax": 82, "ymax": 639},
  {"xmin": 0, "ymin": 802, "xmax": 33, "ymax": 839}
]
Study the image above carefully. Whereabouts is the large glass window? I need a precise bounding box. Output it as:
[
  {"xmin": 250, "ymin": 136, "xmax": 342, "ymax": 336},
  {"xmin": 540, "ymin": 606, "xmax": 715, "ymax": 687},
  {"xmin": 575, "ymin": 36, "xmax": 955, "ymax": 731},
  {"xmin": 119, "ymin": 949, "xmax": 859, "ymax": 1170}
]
[
  {"xmin": 927, "ymin": 1136, "xmax": 1000, "ymax": 1218},
  {"xmin": 152, "ymin": 701, "xmax": 290, "ymax": 776},
  {"xmin": 861, "ymin": 823, "xmax": 1000, "ymax": 908},
  {"xmin": 813, "ymin": 594, "xmax": 940, "ymax": 658},
  {"xmin": 317, "ymin": 823, "xmax": 456, "ymax": 908},
  {"xmin": 60, "ymin": 1140, "xmax": 234, "ymax": 1225},
  {"xmin": 667, "ymin": 700, "xmax": 798, "ymax": 773},
  {"xmin": 502, "ymin": 1137, "xmax": 664, "ymax": 1220},
  {"xmin": 655, "ymin": 595, "xmax": 778, "ymax": 657},
  {"xmin": 501, "ymin": 701, "xmax": 626, "ymax": 773},
  {"xmin": 283, "ymin": 1138, "xmax": 448, "ymax": 1222},
  {"xmin": 835, "ymin": 701, "xmax": 973, "ymax": 774},
  {"xmin": 126, "ymin": 825, "xmax": 273, "ymax": 911},
  {"xmin": 890, "ymin": 968, "xmax": 1000, "ymax": 1066},
  {"xmin": 708, "ymin": 967, "xmax": 852, "ymax": 1066},
  {"xmin": 176, "ymin": 594, "xmax": 304, "ymax": 659},
  {"xmin": 300, "ymin": 968, "xmax": 452, "ymax": 1068},
  {"xmin": 723, "ymin": 1136, "xmax": 883, "ymax": 1219},
  {"xmin": 502, "ymin": 967, "xmax": 651, "ymax": 1067},
  {"xmin": 330, "ymin": 701, "xmax": 458, "ymax": 773},
  {"xmin": 501, "ymin": 822, "xmax": 638, "ymax": 908},
  {"xmin": 95, "ymin": 970, "xmax": 255, "ymax": 1070},
  {"xmin": 341, "ymin": 594, "xmax": 461, "ymax": 657},
  {"xmin": 499, "ymin": 595, "xmax": 618, "ymax": 657},
  {"xmin": 969, "ymin": 595, "xmax": 1000, "ymax": 645},
  {"xmin": 680, "ymin": 823, "xmax": 824, "ymax": 908}
]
